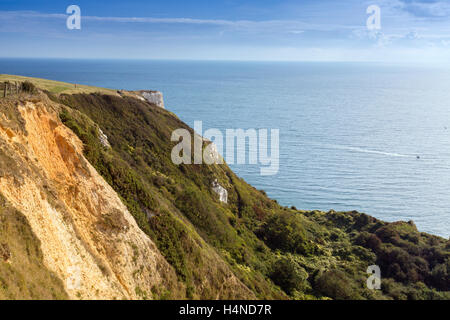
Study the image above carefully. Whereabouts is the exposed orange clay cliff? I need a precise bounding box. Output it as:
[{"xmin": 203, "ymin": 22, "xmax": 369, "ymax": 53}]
[{"xmin": 0, "ymin": 96, "xmax": 181, "ymax": 299}]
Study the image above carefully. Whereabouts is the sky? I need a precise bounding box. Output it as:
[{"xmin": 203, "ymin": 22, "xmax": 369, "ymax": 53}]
[{"xmin": 0, "ymin": 0, "xmax": 450, "ymax": 62}]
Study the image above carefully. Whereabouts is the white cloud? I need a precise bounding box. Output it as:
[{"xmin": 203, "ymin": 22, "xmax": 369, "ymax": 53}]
[
  {"xmin": 0, "ymin": 10, "xmax": 359, "ymax": 32},
  {"xmin": 288, "ymin": 30, "xmax": 305, "ymax": 34}
]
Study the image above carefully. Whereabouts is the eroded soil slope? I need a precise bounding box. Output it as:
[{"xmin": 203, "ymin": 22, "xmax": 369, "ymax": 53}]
[{"xmin": 0, "ymin": 94, "xmax": 182, "ymax": 299}]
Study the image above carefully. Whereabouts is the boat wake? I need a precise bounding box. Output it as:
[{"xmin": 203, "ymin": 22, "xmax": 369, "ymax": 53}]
[{"xmin": 323, "ymin": 144, "xmax": 415, "ymax": 158}]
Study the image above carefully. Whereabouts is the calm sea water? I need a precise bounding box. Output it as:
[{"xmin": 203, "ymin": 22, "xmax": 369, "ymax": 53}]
[{"xmin": 1, "ymin": 59, "xmax": 449, "ymax": 237}]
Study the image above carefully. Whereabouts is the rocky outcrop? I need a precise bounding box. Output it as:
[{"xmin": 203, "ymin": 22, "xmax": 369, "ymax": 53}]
[
  {"xmin": 138, "ymin": 91, "xmax": 164, "ymax": 109},
  {"xmin": 117, "ymin": 90, "xmax": 165, "ymax": 109},
  {"xmin": 202, "ymin": 138, "xmax": 223, "ymax": 164},
  {"xmin": 212, "ymin": 179, "xmax": 228, "ymax": 203},
  {"xmin": 98, "ymin": 128, "xmax": 111, "ymax": 148}
]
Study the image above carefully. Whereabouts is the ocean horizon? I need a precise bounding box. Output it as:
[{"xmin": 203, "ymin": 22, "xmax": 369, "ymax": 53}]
[{"xmin": 1, "ymin": 58, "xmax": 449, "ymax": 237}]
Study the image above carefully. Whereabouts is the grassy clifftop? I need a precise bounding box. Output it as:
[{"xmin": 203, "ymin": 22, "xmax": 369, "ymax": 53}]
[
  {"xmin": 0, "ymin": 74, "xmax": 118, "ymax": 95},
  {"xmin": 1, "ymin": 77, "xmax": 449, "ymax": 300}
]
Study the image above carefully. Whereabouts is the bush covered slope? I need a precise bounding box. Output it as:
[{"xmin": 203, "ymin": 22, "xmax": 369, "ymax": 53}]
[{"xmin": 47, "ymin": 90, "xmax": 449, "ymax": 300}]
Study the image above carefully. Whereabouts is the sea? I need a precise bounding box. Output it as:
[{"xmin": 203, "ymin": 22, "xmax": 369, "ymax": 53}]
[{"xmin": 1, "ymin": 58, "xmax": 449, "ymax": 237}]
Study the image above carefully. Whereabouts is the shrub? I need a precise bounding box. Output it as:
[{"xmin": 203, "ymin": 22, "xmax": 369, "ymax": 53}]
[
  {"xmin": 376, "ymin": 226, "xmax": 400, "ymax": 244},
  {"xmin": 269, "ymin": 257, "xmax": 307, "ymax": 295},
  {"xmin": 355, "ymin": 232, "xmax": 382, "ymax": 253},
  {"xmin": 314, "ymin": 270, "xmax": 359, "ymax": 300},
  {"xmin": 382, "ymin": 278, "xmax": 408, "ymax": 300},
  {"xmin": 175, "ymin": 185, "xmax": 218, "ymax": 232},
  {"xmin": 430, "ymin": 259, "xmax": 450, "ymax": 290},
  {"xmin": 148, "ymin": 210, "xmax": 190, "ymax": 281},
  {"xmin": 21, "ymin": 81, "xmax": 37, "ymax": 93},
  {"xmin": 257, "ymin": 212, "xmax": 313, "ymax": 255}
]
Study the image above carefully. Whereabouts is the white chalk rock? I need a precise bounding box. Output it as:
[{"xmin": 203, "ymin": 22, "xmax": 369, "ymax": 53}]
[
  {"xmin": 212, "ymin": 179, "xmax": 228, "ymax": 204},
  {"xmin": 98, "ymin": 128, "xmax": 111, "ymax": 148},
  {"xmin": 139, "ymin": 91, "xmax": 165, "ymax": 109}
]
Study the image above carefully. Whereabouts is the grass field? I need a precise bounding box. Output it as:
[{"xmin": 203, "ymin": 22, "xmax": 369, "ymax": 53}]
[{"xmin": 0, "ymin": 74, "xmax": 119, "ymax": 96}]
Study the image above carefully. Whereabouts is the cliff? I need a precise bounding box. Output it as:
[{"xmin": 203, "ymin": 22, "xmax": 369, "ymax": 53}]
[
  {"xmin": 137, "ymin": 90, "xmax": 165, "ymax": 109},
  {"xmin": 0, "ymin": 93, "xmax": 183, "ymax": 299},
  {"xmin": 0, "ymin": 76, "xmax": 448, "ymax": 300}
]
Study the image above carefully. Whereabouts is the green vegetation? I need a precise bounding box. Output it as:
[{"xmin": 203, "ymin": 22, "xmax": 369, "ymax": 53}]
[
  {"xmin": 53, "ymin": 90, "xmax": 449, "ymax": 300},
  {"xmin": 304, "ymin": 210, "xmax": 450, "ymax": 300},
  {"xmin": 55, "ymin": 93, "xmax": 278, "ymax": 299},
  {"xmin": 314, "ymin": 269, "xmax": 360, "ymax": 300},
  {"xmin": 20, "ymin": 81, "xmax": 37, "ymax": 94},
  {"xmin": 269, "ymin": 256, "xmax": 308, "ymax": 294},
  {"xmin": 257, "ymin": 211, "xmax": 316, "ymax": 255}
]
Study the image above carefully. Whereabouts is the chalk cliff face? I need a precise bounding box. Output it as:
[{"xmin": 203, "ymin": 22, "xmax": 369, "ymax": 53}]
[
  {"xmin": 212, "ymin": 179, "xmax": 228, "ymax": 203},
  {"xmin": 139, "ymin": 91, "xmax": 165, "ymax": 108},
  {"xmin": 0, "ymin": 95, "xmax": 181, "ymax": 299}
]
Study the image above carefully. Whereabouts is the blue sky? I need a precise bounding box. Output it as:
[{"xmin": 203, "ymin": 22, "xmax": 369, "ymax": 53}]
[{"xmin": 1, "ymin": 0, "xmax": 450, "ymax": 62}]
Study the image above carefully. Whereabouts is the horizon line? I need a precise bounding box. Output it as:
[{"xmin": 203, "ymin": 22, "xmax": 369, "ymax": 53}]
[{"xmin": 1, "ymin": 57, "xmax": 447, "ymax": 66}]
